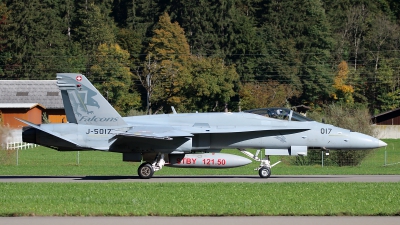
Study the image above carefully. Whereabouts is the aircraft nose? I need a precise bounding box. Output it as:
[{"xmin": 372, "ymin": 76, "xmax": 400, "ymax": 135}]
[
  {"xmin": 378, "ymin": 140, "xmax": 387, "ymax": 148},
  {"xmin": 351, "ymin": 132, "xmax": 387, "ymax": 149}
]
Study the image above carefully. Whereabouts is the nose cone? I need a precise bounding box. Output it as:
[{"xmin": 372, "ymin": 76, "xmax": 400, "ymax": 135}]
[
  {"xmin": 351, "ymin": 132, "xmax": 387, "ymax": 149},
  {"xmin": 378, "ymin": 140, "xmax": 387, "ymax": 148}
]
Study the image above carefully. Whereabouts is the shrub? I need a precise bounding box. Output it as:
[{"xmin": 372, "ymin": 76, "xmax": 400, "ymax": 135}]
[
  {"xmin": 0, "ymin": 125, "xmax": 16, "ymax": 165},
  {"xmin": 0, "ymin": 125, "xmax": 10, "ymax": 150},
  {"xmin": 290, "ymin": 103, "xmax": 375, "ymax": 166}
]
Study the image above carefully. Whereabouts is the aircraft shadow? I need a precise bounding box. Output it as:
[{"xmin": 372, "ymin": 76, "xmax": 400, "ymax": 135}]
[
  {"xmin": 0, "ymin": 175, "xmax": 80, "ymax": 179},
  {"xmin": 78, "ymin": 175, "xmax": 346, "ymax": 180},
  {"xmin": 0, "ymin": 175, "xmax": 347, "ymax": 181}
]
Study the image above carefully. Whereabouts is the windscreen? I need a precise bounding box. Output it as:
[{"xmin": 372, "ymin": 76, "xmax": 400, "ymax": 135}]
[{"xmin": 243, "ymin": 107, "xmax": 314, "ymax": 122}]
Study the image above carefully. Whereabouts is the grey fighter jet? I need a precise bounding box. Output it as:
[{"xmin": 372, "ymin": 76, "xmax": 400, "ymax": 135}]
[{"xmin": 18, "ymin": 73, "xmax": 387, "ymax": 179}]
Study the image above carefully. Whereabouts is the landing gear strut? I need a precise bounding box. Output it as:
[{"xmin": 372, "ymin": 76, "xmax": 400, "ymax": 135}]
[
  {"xmin": 137, "ymin": 153, "xmax": 165, "ymax": 179},
  {"xmin": 239, "ymin": 149, "xmax": 280, "ymax": 178}
]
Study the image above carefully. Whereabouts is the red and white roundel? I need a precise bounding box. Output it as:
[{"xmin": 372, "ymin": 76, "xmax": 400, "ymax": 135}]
[{"xmin": 76, "ymin": 75, "xmax": 82, "ymax": 82}]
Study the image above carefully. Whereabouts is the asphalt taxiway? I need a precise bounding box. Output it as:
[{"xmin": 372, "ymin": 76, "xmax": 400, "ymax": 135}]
[{"xmin": 0, "ymin": 174, "xmax": 399, "ymax": 182}]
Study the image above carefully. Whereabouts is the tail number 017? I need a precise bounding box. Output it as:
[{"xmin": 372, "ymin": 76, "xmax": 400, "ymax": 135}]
[{"xmin": 321, "ymin": 128, "xmax": 332, "ymax": 134}]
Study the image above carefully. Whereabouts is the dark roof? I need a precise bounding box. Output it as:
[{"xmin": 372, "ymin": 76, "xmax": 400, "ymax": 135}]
[
  {"xmin": 0, "ymin": 103, "xmax": 45, "ymax": 109},
  {"xmin": 371, "ymin": 107, "xmax": 400, "ymax": 119},
  {"xmin": 0, "ymin": 80, "xmax": 63, "ymax": 109}
]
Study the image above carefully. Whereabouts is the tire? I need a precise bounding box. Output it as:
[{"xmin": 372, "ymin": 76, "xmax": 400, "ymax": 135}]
[
  {"xmin": 258, "ymin": 166, "xmax": 271, "ymax": 178},
  {"xmin": 138, "ymin": 163, "xmax": 154, "ymax": 179}
]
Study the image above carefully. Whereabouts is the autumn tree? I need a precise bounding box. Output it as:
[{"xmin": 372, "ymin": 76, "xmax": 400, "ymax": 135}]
[
  {"xmin": 239, "ymin": 81, "xmax": 300, "ymax": 110},
  {"xmin": 138, "ymin": 12, "xmax": 191, "ymax": 114},
  {"xmin": 332, "ymin": 61, "xmax": 354, "ymax": 103},
  {"xmin": 90, "ymin": 43, "xmax": 141, "ymax": 114}
]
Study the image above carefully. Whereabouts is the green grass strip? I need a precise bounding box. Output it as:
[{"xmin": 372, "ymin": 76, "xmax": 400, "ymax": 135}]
[
  {"xmin": 1, "ymin": 182, "xmax": 399, "ymax": 216},
  {"xmin": 1, "ymin": 144, "xmax": 400, "ymax": 176}
]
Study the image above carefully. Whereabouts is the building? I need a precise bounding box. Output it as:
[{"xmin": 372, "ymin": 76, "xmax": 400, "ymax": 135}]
[
  {"xmin": 371, "ymin": 108, "xmax": 400, "ymax": 125},
  {"xmin": 371, "ymin": 108, "xmax": 400, "ymax": 139},
  {"xmin": 0, "ymin": 80, "xmax": 65, "ymax": 129}
]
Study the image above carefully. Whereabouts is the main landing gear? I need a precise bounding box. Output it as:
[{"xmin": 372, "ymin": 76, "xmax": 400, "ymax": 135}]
[
  {"xmin": 137, "ymin": 153, "xmax": 165, "ymax": 179},
  {"xmin": 239, "ymin": 149, "xmax": 281, "ymax": 178}
]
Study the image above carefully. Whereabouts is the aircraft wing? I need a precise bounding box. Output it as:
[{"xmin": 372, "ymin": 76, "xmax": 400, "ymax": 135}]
[
  {"xmin": 112, "ymin": 126, "xmax": 193, "ymax": 141},
  {"xmin": 112, "ymin": 125, "xmax": 309, "ymax": 141}
]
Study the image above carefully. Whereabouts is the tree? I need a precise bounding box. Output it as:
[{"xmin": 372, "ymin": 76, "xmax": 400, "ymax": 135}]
[
  {"xmin": 239, "ymin": 81, "xmax": 300, "ymax": 110},
  {"xmin": 2, "ymin": 0, "xmax": 70, "ymax": 79},
  {"xmin": 90, "ymin": 43, "xmax": 141, "ymax": 114},
  {"xmin": 124, "ymin": 0, "xmax": 163, "ymax": 42},
  {"xmin": 168, "ymin": 0, "xmax": 265, "ymax": 82},
  {"xmin": 138, "ymin": 12, "xmax": 191, "ymax": 114},
  {"xmin": 187, "ymin": 56, "xmax": 239, "ymax": 112},
  {"xmin": 260, "ymin": 0, "xmax": 334, "ymax": 106},
  {"xmin": 332, "ymin": 61, "xmax": 354, "ymax": 103},
  {"xmin": 373, "ymin": 60, "xmax": 400, "ymax": 113},
  {"xmin": 74, "ymin": 0, "xmax": 116, "ymax": 75},
  {"xmin": 116, "ymin": 28, "xmax": 142, "ymax": 60},
  {"xmin": 0, "ymin": 3, "xmax": 10, "ymax": 76}
]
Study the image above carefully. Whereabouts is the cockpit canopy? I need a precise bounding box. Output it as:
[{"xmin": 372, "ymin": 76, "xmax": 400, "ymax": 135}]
[{"xmin": 243, "ymin": 107, "xmax": 314, "ymax": 122}]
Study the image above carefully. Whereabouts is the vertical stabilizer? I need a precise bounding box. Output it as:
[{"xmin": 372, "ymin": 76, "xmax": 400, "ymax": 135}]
[{"xmin": 56, "ymin": 73, "xmax": 127, "ymax": 126}]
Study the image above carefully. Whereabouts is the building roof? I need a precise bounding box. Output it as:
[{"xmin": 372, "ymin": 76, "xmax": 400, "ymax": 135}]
[
  {"xmin": 371, "ymin": 107, "xmax": 400, "ymax": 119},
  {"xmin": 0, "ymin": 103, "xmax": 45, "ymax": 109},
  {"xmin": 0, "ymin": 80, "xmax": 63, "ymax": 109}
]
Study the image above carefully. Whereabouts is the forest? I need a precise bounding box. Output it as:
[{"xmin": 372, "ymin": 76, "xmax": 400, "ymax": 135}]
[{"xmin": 0, "ymin": 0, "xmax": 399, "ymax": 115}]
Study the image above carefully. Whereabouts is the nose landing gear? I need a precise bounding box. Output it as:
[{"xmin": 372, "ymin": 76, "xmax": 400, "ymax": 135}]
[{"xmin": 239, "ymin": 149, "xmax": 281, "ymax": 178}]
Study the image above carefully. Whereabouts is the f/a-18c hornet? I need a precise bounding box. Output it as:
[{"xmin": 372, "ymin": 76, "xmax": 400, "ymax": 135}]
[{"xmin": 17, "ymin": 73, "xmax": 387, "ymax": 179}]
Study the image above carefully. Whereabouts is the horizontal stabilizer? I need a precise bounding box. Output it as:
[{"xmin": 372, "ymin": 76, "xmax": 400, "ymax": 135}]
[{"xmin": 15, "ymin": 118, "xmax": 82, "ymax": 147}]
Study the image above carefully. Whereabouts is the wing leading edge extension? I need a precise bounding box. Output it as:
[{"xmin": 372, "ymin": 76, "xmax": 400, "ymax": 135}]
[{"xmin": 112, "ymin": 126, "xmax": 194, "ymax": 141}]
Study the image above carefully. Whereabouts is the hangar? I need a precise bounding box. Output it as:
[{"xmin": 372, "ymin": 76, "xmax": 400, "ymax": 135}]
[
  {"xmin": 371, "ymin": 108, "xmax": 400, "ymax": 139},
  {"xmin": 0, "ymin": 80, "xmax": 65, "ymax": 129}
]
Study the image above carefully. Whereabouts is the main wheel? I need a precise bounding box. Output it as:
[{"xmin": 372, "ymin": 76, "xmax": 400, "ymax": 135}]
[
  {"xmin": 138, "ymin": 162, "xmax": 154, "ymax": 179},
  {"xmin": 258, "ymin": 166, "xmax": 271, "ymax": 178}
]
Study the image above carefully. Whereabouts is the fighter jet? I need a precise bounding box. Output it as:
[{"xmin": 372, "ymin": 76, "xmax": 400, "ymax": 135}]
[{"xmin": 18, "ymin": 73, "xmax": 387, "ymax": 179}]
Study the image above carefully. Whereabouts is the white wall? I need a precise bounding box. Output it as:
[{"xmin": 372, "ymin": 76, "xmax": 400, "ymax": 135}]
[{"xmin": 373, "ymin": 125, "xmax": 400, "ymax": 139}]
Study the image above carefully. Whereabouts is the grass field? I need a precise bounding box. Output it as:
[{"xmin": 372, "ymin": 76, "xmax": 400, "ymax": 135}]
[
  {"xmin": 1, "ymin": 182, "xmax": 399, "ymax": 216},
  {"xmin": 0, "ymin": 139, "xmax": 399, "ymax": 217},
  {"xmin": 1, "ymin": 139, "xmax": 399, "ymax": 176}
]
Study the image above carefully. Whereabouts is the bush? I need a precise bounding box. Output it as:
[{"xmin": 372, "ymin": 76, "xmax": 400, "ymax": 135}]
[
  {"xmin": 0, "ymin": 125, "xmax": 10, "ymax": 150},
  {"xmin": 290, "ymin": 103, "xmax": 375, "ymax": 166},
  {"xmin": 308, "ymin": 103, "xmax": 375, "ymax": 137}
]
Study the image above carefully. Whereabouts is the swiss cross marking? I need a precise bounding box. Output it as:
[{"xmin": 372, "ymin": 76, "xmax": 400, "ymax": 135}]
[{"xmin": 76, "ymin": 75, "xmax": 82, "ymax": 82}]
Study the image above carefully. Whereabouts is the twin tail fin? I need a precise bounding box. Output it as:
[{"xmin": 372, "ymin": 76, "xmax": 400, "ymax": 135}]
[{"xmin": 56, "ymin": 73, "xmax": 127, "ymax": 126}]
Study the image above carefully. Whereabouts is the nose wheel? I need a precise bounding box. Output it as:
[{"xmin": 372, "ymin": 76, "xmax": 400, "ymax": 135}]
[
  {"xmin": 239, "ymin": 149, "xmax": 280, "ymax": 178},
  {"xmin": 258, "ymin": 166, "xmax": 271, "ymax": 178}
]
